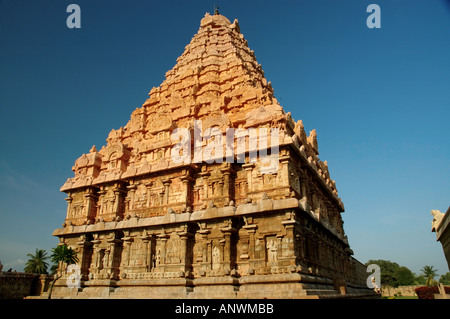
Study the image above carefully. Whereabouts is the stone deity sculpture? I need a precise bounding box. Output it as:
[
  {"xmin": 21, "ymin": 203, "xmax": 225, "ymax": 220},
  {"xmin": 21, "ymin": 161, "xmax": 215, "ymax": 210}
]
[
  {"xmin": 212, "ymin": 246, "xmax": 220, "ymax": 270},
  {"xmin": 431, "ymin": 210, "xmax": 444, "ymax": 232},
  {"xmin": 266, "ymin": 239, "xmax": 278, "ymax": 262}
]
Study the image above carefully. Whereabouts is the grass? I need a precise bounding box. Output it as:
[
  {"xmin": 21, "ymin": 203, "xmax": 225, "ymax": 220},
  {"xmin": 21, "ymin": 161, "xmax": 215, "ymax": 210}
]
[{"xmin": 381, "ymin": 295, "xmax": 418, "ymax": 299}]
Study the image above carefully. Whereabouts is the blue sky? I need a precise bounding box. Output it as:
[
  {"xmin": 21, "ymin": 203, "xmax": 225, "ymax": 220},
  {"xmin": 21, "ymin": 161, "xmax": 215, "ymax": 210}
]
[{"xmin": 0, "ymin": 0, "xmax": 449, "ymax": 278}]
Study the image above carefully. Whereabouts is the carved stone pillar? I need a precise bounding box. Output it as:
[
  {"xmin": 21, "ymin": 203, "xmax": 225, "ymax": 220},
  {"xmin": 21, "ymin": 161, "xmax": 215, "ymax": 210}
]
[
  {"xmin": 65, "ymin": 193, "xmax": 73, "ymax": 220},
  {"xmin": 200, "ymin": 233, "xmax": 209, "ymax": 264},
  {"xmin": 140, "ymin": 230, "xmax": 153, "ymax": 271},
  {"xmin": 157, "ymin": 230, "xmax": 169, "ymax": 267},
  {"xmin": 196, "ymin": 222, "xmax": 210, "ymax": 265},
  {"xmin": 145, "ymin": 182, "xmax": 153, "ymax": 207},
  {"xmin": 162, "ymin": 179, "xmax": 171, "ymax": 205},
  {"xmin": 113, "ymin": 183, "xmax": 126, "ymax": 217},
  {"xmin": 106, "ymin": 234, "xmax": 121, "ymax": 280},
  {"xmin": 199, "ymin": 168, "xmax": 210, "ymax": 203},
  {"xmin": 181, "ymin": 173, "xmax": 194, "ymax": 211},
  {"xmin": 300, "ymin": 169, "xmax": 307, "ymax": 200},
  {"xmin": 220, "ymin": 220, "xmax": 236, "ymax": 272},
  {"xmin": 218, "ymin": 239, "xmax": 226, "ymax": 269},
  {"xmin": 220, "ymin": 166, "xmax": 235, "ymax": 204},
  {"xmin": 89, "ymin": 235, "xmax": 102, "ymax": 280},
  {"xmin": 83, "ymin": 187, "xmax": 98, "ymax": 222},
  {"xmin": 279, "ymin": 154, "xmax": 291, "ymax": 197},
  {"xmin": 242, "ymin": 163, "xmax": 255, "ymax": 193},
  {"xmin": 98, "ymin": 187, "xmax": 107, "ymax": 216},
  {"xmin": 76, "ymin": 236, "xmax": 92, "ymax": 281},
  {"xmin": 121, "ymin": 233, "xmax": 134, "ymax": 276},
  {"xmin": 178, "ymin": 225, "xmax": 193, "ymax": 273},
  {"xmin": 126, "ymin": 183, "xmax": 137, "ymax": 211},
  {"xmin": 295, "ymin": 234, "xmax": 304, "ymax": 264},
  {"xmin": 243, "ymin": 219, "xmax": 257, "ymax": 260},
  {"xmin": 281, "ymin": 211, "xmax": 297, "ymax": 265}
]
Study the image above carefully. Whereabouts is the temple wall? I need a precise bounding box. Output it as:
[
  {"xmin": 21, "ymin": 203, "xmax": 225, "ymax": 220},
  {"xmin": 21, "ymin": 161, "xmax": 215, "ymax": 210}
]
[
  {"xmin": 0, "ymin": 272, "xmax": 52, "ymax": 299},
  {"xmin": 53, "ymin": 141, "xmax": 372, "ymax": 298},
  {"xmin": 381, "ymin": 285, "xmax": 421, "ymax": 297},
  {"xmin": 51, "ymin": 198, "xmax": 372, "ymax": 298}
]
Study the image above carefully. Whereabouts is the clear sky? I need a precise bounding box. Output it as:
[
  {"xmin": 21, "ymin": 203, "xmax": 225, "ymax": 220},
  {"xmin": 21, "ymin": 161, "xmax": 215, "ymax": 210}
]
[{"xmin": 0, "ymin": 0, "xmax": 449, "ymax": 278}]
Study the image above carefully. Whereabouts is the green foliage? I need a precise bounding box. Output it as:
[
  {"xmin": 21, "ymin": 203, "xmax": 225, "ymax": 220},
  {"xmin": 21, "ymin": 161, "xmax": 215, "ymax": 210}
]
[
  {"xmin": 414, "ymin": 275, "xmax": 426, "ymax": 285},
  {"xmin": 365, "ymin": 259, "xmax": 420, "ymax": 287},
  {"xmin": 394, "ymin": 266, "xmax": 415, "ymax": 286},
  {"xmin": 421, "ymin": 265, "xmax": 439, "ymax": 287},
  {"xmin": 421, "ymin": 265, "xmax": 438, "ymax": 279},
  {"xmin": 47, "ymin": 244, "xmax": 79, "ymax": 299},
  {"xmin": 426, "ymin": 277, "xmax": 438, "ymax": 287},
  {"xmin": 50, "ymin": 244, "xmax": 79, "ymax": 267},
  {"xmin": 50, "ymin": 263, "xmax": 59, "ymax": 275},
  {"xmin": 439, "ymin": 272, "xmax": 450, "ymax": 285},
  {"xmin": 24, "ymin": 249, "xmax": 49, "ymax": 274},
  {"xmin": 366, "ymin": 259, "xmax": 401, "ymax": 287}
]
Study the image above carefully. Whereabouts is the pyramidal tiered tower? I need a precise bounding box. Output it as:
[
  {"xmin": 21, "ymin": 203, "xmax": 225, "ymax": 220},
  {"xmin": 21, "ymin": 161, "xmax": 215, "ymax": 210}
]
[{"xmin": 52, "ymin": 12, "xmax": 375, "ymax": 299}]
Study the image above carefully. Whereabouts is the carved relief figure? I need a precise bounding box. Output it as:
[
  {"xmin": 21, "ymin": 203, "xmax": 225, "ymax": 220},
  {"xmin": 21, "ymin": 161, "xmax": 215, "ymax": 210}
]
[
  {"xmin": 240, "ymin": 238, "xmax": 249, "ymax": 259},
  {"xmin": 212, "ymin": 245, "xmax": 220, "ymax": 270},
  {"xmin": 103, "ymin": 249, "xmax": 110, "ymax": 268},
  {"xmin": 166, "ymin": 240, "xmax": 180, "ymax": 264},
  {"xmin": 431, "ymin": 209, "xmax": 445, "ymax": 232},
  {"xmin": 72, "ymin": 202, "xmax": 84, "ymax": 217},
  {"xmin": 266, "ymin": 238, "xmax": 278, "ymax": 262},
  {"xmin": 96, "ymin": 249, "xmax": 103, "ymax": 269},
  {"xmin": 135, "ymin": 184, "xmax": 147, "ymax": 208}
]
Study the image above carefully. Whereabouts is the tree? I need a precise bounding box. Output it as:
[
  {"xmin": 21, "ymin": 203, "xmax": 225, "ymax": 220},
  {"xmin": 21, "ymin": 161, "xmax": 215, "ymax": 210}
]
[
  {"xmin": 50, "ymin": 263, "xmax": 59, "ymax": 275},
  {"xmin": 47, "ymin": 244, "xmax": 79, "ymax": 299},
  {"xmin": 421, "ymin": 265, "xmax": 438, "ymax": 287},
  {"xmin": 394, "ymin": 266, "xmax": 415, "ymax": 286},
  {"xmin": 414, "ymin": 274, "xmax": 426, "ymax": 285},
  {"xmin": 439, "ymin": 272, "xmax": 450, "ymax": 285},
  {"xmin": 366, "ymin": 259, "xmax": 401, "ymax": 288},
  {"xmin": 24, "ymin": 249, "xmax": 49, "ymax": 274}
]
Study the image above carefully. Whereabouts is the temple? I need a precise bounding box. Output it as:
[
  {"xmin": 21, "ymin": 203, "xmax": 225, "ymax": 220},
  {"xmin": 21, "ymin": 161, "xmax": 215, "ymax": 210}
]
[{"xmin": 51, "ymin": 12, "xmax": 376, "ymax": 298}]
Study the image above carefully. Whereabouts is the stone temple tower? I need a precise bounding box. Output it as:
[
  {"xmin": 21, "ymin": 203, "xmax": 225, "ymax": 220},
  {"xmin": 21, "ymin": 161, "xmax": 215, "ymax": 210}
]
[{"xmin": 52, "ymin": 11, "xmax": 376, "ymax": 298}]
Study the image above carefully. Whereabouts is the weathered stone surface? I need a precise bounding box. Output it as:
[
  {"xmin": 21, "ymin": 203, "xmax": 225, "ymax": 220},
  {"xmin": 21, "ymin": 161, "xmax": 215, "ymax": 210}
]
[
  {"xmin": 432, "ymin": 207, "xmax": 450, "ymax": 271},
  {"xmin": 50, "ymin": 11, "xmax": 376, "ymax": 299},
  {"xmin": 1, "ymin": 272, "xmax": 52, "ymax": 299}
]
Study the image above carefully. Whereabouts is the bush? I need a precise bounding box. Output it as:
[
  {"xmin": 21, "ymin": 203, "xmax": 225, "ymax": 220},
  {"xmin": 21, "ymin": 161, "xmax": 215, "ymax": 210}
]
[{"xmin": 414, "ymin": 286, "xmax": 450, "ymax": 299}]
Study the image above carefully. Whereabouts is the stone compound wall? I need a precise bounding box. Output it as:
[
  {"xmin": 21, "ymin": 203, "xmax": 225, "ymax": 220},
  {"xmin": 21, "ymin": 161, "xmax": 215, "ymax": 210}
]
[
  {"xmin": 381, "ymin": 285, "xmax": 420, "ymax": 297},
  {"xmin": 0, "ymin": 272, "xmax": 52, "ymax": 299}
]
